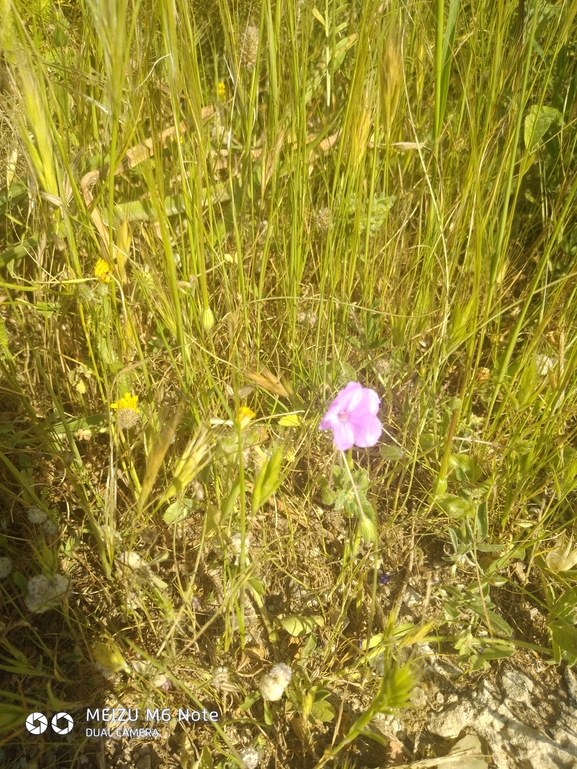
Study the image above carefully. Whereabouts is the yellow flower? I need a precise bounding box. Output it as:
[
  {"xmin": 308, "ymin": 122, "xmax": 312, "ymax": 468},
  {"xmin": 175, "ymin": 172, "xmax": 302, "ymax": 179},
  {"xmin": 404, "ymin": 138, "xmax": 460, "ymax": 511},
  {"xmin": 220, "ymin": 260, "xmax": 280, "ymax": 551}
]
[
  {"xmin": 95, "ymin": 258, "xmax": 113, "ymax": 283},
  {"xmin": 111, "ymin": 392, "xmax": 140, "ymax": 429},
  {"xmin": 217, "ymin": 81, "xmax": 226, "ymax": 100},
  {"xmin": 237, "ymin": 406, "xmax": 256, "ymax": 430},
  {"xmin": 110, "ymin": 392, "xmax": 139, "ymax": 412}
]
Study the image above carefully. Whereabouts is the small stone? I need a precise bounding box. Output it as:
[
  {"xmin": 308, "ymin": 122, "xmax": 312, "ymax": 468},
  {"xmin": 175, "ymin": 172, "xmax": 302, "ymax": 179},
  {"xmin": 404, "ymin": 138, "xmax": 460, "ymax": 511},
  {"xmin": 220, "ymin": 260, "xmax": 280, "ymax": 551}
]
[
  {"xmin": 403, "ymin": 586, "xmax": 421, "ymax": 608},
  {"xmin": 135, "ymin": 755, "xmax": 151, "ymax": 769},
  {"xmin": 410, "ymin": 686, "xmax": 427, "ymax": 708},
  {"xmin": 501, "ymin": 670, "xmax": 534, "ymax": 704}
]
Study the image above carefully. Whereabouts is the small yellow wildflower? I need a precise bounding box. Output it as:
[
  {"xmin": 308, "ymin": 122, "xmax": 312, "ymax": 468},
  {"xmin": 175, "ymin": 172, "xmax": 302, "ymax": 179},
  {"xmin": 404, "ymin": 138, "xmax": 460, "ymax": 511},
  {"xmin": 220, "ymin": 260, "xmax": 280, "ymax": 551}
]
[
  {"xmin": 217, "ymin": 81, "xmax": 227, "ymax": 100},
  {"xmin": 110, "ymin": 393, "xmax": 139, "ymax": 412},
  {"xmin": 110, "ymin": 392, "xmax": 140, "ymax": 429},
  {"xmin": 95, "ymin": 258, "xmax": 112, "ymax": 283},
  {"xmin": 237, "ymin": 406, "xmax": 256, "ymax": 430}
]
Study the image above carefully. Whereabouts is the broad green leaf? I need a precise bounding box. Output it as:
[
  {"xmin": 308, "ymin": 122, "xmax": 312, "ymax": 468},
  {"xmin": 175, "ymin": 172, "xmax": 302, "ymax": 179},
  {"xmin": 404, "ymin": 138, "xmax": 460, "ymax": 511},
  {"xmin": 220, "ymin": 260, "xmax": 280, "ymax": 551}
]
[
  {"xmin": 163, "ymin": 498, "xmax": 194, "ymax": 525},
  {"xmin": 360, "ymin": 633, "xmax": 385, "ymax": 650},
  {"xmin": 281, "ymin": 614, "xmax": 324, "ymax": 637},
  {"xmin": 359, "ymin": 511, "xmax": 378, "ymax": 545},
  {"xmin": 237, "ymin": 691, "xmax": 261, "ymax": 711},
  {"xmin": 252, "ymin": 445, "xmax": 284, "ymax": 512},
  {"xmin": 0, "ymin": 703, "xmax": 27, "ymax": 732},
  {"xmin": 478, "ymin": 643, "xmax": 515, "ymax": 661},
  {"xmin": 550, "ymin": 587, "xmax": 577, "ymax": 620},
  {"xmin": 435, "ymin": 493, "xmax": 476, "ymax": 520},
  {"xmin": 475, "ymin": 502, "xmax": 488, "ymax": 541},
  {"xmin": 549, "ymin": 620, "xmax": 577, "ymax": 659},
  {"xmin": 449, "ymin": 454, "xmax": 482, "ymax": 482},
  {"xmin": 300, "ymin": 633, "xmax": 318, "ymax": 660},
  {"xmin": 380, "ymin": 445, "xmax": 405, "ymax": 461},
  {"xmin": 221, "ymin": 478, "xmax": 241, "ymax": 519},
  {"xmin": 524, "ymin": 105, "xmax": 561, "ymax": 151},
  {"xmin": 468, "ymin": 605, "xmax": 513, "ymax": 637},
  {"xmin": 278, "ymin": 414, "xmax": 300, "ymax": 427},
  {"xmin": 319, "ymin": 477, "xmax": 336, "ymax": 505},
  {"xmin": 311, "ymin": 691, "xmax": 336, "ymax": 722}
]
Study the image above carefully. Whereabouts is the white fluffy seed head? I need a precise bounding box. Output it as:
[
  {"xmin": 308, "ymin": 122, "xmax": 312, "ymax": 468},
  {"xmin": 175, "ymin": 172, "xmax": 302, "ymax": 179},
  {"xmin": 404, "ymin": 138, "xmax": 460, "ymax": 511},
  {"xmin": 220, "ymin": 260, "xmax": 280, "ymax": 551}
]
[
  {"xmin": 239, "ymin": 746, "xmax": 259, "ymax": 769},
  {"xmin": 27, "ymin": 507, "xmax": 47, "ymax": 524},
  {"xmin": 24, "ymin": 573, "xmax": 70, "ymax": 613},
  {"xmin": 259, "ymin": 663, "xmax": 292, "ymax": 701}
]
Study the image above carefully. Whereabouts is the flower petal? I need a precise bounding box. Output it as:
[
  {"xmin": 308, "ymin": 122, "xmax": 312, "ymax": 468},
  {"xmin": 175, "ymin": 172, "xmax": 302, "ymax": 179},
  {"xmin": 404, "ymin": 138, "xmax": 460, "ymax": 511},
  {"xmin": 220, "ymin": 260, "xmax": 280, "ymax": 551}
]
[
  {"xmin": 349, "ymin": 412, "xmax": 382, "ymax": 447},
  {"xmin": 331, "ymin": 421, "xmax": 356, "ymax": 451}
]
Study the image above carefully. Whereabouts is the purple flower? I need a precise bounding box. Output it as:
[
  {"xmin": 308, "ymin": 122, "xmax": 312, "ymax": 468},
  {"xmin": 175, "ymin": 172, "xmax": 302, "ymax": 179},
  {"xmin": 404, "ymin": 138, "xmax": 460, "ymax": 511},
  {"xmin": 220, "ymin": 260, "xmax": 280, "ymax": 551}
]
[{"xmin": 319, "ymin": 381, "xmax": 382, "ymax": 451}]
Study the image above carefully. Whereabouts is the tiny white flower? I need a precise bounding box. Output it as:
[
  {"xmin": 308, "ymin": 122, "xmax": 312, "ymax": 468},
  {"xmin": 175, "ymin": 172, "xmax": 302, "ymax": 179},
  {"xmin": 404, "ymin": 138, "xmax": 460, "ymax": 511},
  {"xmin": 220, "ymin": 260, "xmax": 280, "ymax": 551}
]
[
  {"xmin": 259, "ymin": 663, "xmax": 292, "ymax": 701},
  {"xmin": 239, "ymin": 746, "xmax": 259, "ymax": 769},
  {"xmin": 211, "ymin": 666, "xmax": 229, "ymax": 690},
  {"xmin": 536, "ymin": 354, "xmax": 557, "ymax": 377},
  {"xmin": 546, "ymin": 534, "xmax": 577, "ymax": 573},
  {"xmin": 0, "ymin": 556, "xmax": 13, "ymax": 579},
  {"xmin": 230, "ymin": 533, "xmax": 249, "ymax": 556},
  {"xmin": 27, "ymin": 507, "xmax": 47, "ymax": 524}
]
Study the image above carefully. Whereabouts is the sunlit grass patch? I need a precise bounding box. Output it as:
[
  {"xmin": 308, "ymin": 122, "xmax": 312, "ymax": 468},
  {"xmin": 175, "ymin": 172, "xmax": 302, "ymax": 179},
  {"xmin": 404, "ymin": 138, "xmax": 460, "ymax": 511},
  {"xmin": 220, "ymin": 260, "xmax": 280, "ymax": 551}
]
[{"xmin": 0, "ymin": 0, "xmax": 577, "ymax": 765}]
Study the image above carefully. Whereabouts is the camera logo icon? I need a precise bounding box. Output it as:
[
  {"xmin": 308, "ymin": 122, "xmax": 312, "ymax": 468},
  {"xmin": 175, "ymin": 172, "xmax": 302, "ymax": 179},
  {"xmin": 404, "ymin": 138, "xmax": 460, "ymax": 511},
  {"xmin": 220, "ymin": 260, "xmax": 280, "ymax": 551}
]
[
  {"xmin": 51, "ymin": 712, "xmax": 74, "ymax": 735},
  {"xmin": 25, "ymin": 711, "xmax": 74, "ymax": 736},
  {"xmin": 25, "ymin": 713, "xmax": 48, "ymax": 735}
]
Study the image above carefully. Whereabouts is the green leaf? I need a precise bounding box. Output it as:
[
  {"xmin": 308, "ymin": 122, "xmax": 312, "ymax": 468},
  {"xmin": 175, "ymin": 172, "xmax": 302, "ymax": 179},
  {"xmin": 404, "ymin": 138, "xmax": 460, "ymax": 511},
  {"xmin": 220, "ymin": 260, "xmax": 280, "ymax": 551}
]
[
  {"xmin": 319, "ymin": 477, "xmax": 336, "ymax": 505},
  {"xmin": 449, "ymin": 454, "xmax": 482, "ymax": 482},
  {"xmin": 359, "ymin": 512, "xmax": 378, "ymax": 545},
  {"xmin": 252, "ymin": 445, "xmax": 284, "ymax": 513},
  {"xmin": 0, "ymin": 703, "xmax": 27, "ymax": 732},
  {"xmin": 278, "ymin": 414, "xmax": 300, "ymax": 427},
  {"xmin": 435, "ymin": 493, "xmax": 476, "ymax": 520},
  {"xmin": 300, "ymin": 634, "xmax": 318, "ymax": 660},
  {"xmin": 163, "ymin": 498, "xmax": 194, "ymax": 525},
  {"xmin": 237, "ymin": 691, "xmax": 261, "ymax": 711},
  {"xmin": 524, "ymin": 105, "xmax": 561, "ymax": 151},
  {"xmin": 380, "ymin": 445, "xmax": 405, "ymax": 461},
  {"xmin": 475, "ymin": 502, "xmax": 488, "ymax": 541},
  {"xmin": 13, "ymin": 571, "xmax": 27, "ymax": 593},
  {"xmin": 478, "ymin": 643, "xmax": 515, "ymax": 661},
  {"xmin": 550, "ymin": 587, "xmax": 577, "ymax": 620},
  {"xmin": 280, "ymin": 614, "xmax": 324, "ymax": 637},
  {"xmin": 221, "ymin": 478, "xmax": 241, "ymax": 519},
  {"xmin": 311, "ymin": 691, "xmax": 336, "ymax": 722},
  {"xmin": 549, "ymin": 619, "xmax": 577, "ymax": 659}
]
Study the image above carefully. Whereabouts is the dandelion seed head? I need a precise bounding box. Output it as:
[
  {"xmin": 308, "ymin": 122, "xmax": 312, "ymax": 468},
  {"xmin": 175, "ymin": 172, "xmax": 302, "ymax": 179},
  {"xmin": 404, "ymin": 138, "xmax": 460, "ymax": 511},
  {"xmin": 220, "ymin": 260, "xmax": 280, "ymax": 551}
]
[
  {"xmin": 41, "ymin": 519, "xmax": 58, "ymax": 538},
  {"xmin": 27, "ymin": 507, "xmax": 47, "ymax": 524},
  {"xmin": 239, "ymin": 746, "xmax": 260, "ymax": 769},
  {"xmin": 25, "ymin": 573, "xmax": 70, "ymax": 613},
  {"xmin": 259, "ymin": 662, "xmax": 292, "ymax": 701}
]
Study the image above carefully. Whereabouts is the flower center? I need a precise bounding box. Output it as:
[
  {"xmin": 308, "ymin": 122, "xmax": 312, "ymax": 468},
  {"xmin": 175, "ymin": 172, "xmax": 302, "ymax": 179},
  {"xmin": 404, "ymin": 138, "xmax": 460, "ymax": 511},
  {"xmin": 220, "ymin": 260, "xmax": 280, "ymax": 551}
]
[{"xmin": 337, "ymin": 410, "xmax": 350, "ymax": 422}]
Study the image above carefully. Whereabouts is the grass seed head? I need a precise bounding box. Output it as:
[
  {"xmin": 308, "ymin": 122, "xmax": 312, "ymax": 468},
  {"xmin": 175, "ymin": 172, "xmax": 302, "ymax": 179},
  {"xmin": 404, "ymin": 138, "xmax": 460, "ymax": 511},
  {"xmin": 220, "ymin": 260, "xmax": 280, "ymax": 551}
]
[{"xmin": 239, "ymin": 25, "xmax": 259, "ymax": 71}]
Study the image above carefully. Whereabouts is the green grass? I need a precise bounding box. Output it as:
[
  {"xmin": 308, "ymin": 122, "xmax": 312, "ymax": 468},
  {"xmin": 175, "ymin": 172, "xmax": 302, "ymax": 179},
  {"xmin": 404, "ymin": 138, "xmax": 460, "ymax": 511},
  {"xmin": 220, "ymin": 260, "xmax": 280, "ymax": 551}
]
[{"xmin": 1, "ymin": 0, "xmax": 577, "ymax": 765}]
